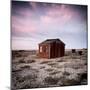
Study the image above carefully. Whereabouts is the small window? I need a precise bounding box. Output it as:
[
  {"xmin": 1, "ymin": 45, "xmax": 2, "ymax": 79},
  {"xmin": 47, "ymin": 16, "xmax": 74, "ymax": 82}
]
[
  {"xmin": 43, "ymin": 46, "xmax": 48, "ymax": 53},
  {"xmin": 40, "ymin": 46, "xmax": 42, "ymax": 52},
  {"xmin": 46, "ymin": 46, "xmax": 48, "ymax": 53}
]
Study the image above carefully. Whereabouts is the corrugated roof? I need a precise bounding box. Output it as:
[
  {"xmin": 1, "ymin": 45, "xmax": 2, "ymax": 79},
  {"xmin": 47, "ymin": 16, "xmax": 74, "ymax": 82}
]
[{"xmin": 39, "ymin": 38, "xmax": 65, "ymax": 45}]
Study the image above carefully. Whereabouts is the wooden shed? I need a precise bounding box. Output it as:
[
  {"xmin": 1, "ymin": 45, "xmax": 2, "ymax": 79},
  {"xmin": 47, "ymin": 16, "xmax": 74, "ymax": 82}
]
[{"xmin": 38, "ymin": 39, "xmax": 65, "ymax": 59}]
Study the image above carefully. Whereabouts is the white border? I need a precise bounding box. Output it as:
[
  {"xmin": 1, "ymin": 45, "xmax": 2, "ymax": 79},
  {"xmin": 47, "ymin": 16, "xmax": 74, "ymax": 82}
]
[
  {"xmin": 0, "ymin": 0, "xmax": 89, "ymax": 90},
  {"xmin": 0, "ymin": 0, "xmax": 10, "ymax": 90}
]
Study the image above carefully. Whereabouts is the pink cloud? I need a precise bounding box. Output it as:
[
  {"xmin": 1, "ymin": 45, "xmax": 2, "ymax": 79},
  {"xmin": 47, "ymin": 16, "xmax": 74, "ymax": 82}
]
[
  {"xmin": 21, "ymin": 10, "xmax": 32, "ymax": 18},
  {"xmin": 40, "ymin": 4, "xmax": 78, "ymax": 26},
  {"xmin": 40, "ymin": 16, "xmax": 53, "ymax": 24},
  {"xmin": 12, "ymin": 15, "xmax": 38, "ymax": 36}
]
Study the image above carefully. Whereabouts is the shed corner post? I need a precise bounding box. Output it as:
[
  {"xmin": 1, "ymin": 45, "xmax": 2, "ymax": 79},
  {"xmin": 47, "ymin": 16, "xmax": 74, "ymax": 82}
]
[{"xmin": 48, "ymin": 44, "xmax": 51, "ymax": 59}]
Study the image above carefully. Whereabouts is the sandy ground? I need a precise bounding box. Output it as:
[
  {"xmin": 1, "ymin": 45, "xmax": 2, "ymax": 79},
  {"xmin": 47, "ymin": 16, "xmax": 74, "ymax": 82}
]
[{"xmin": 12, "ymin": 49, "xmax": 87, "ymax": 89}]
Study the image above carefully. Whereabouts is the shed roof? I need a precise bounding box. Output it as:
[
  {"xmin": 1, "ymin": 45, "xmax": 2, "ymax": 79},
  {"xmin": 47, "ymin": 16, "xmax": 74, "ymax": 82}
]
[{"xmin": 39, "ymin": 38, "xmax": 65, "ymax": 45}]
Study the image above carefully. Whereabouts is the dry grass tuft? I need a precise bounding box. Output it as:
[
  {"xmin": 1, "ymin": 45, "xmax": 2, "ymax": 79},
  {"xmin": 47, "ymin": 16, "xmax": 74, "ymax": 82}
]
[
  {"xmin": 45, "ymin": 68, "xmax": 54, "ymax": 72},
  {"xmin": 20, "ymin": 65, "xmax": 31, "ymax": 69},
  {"xmin": 47, "ymin": 63, "xmax": 58, "ymax": 67},
  {"xmin": 49, "ymin": 71, "xmax": 61, "ymax": 75},
  {"xmin": 40, "ymin": 66, "xmax": 45, "ymax": 69},
  {"xmin": 26, "ymin": 60, "xmax": 36, "ymax": 63},
  {"xmin": 60, "ymin": 79, "xmax": 80, "ymax": 86},
  {"xmin": 44, "ymin": 76, "xmax": 59, "ymax": 85},
  {"xmin": 63, "ymin": 71, "xmax": 70, "ymax": 76},
  {"xmin": 18, "ymin": 59, "xmax": 26, "ymax": 63},
  {"xmin": 40, "ymin": 61, "xmax": 52, "ymax": 64},
  {"xmin": 57, "ymin": 59, "xmax": 64, "ymax": 62}
]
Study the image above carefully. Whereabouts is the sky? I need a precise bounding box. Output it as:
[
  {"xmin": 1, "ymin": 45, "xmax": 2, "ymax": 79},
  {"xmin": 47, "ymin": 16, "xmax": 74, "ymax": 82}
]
[{"xmin": 12, "ymin": 1, "xmax": 87, "ymax": 50}]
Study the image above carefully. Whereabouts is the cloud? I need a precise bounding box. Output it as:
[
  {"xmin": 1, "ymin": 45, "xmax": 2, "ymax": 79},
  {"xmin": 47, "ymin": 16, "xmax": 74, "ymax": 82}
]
[
  {"xmin": 40, "ymin": 5, "xmax": 74, "ymax": 26},
  {"xmin": 40, "ymin": 4, "xmax": 87, "ymax": 27},
  {"xmin": 12, "ymin": 14, "xmax": 39, "ymax": 38},
  {"xmin": 12, "ymin": 1, "xmax": 87, "ymax": 50}
]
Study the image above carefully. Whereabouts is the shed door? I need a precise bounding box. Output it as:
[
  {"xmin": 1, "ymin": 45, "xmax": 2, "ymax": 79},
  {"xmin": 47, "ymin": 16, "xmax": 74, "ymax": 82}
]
[{"xmin": 50, "ymin": 42, "xmax": 56, "ymax": 58}]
